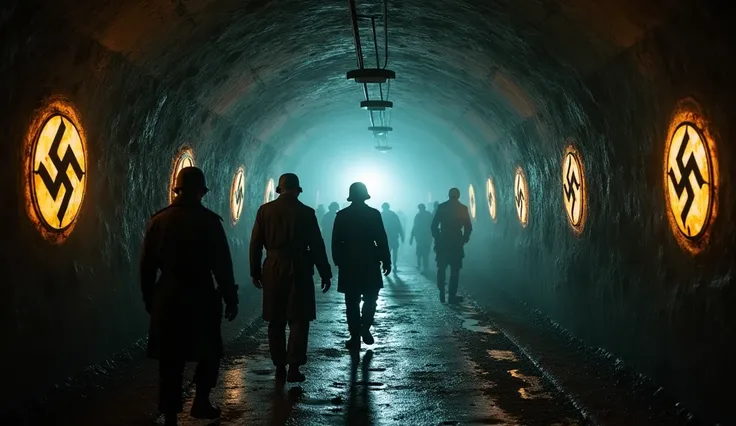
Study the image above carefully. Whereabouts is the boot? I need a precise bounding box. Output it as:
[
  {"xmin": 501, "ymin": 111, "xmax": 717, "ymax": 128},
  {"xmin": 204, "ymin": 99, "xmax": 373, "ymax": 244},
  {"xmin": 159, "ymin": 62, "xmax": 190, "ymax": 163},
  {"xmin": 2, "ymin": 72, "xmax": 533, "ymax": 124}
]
[
  {"xmin": 287, "ymin": 365, "xmax": 306, "ymax": 383},
  {"xmin": 361, "ymin": 328, "xmax": 375, "ymax": 345},
  {"xmin": 190, "ymin": 393, "xmax": 221, "ymax": 420},
  {"xmin": 449, "ymin": 295, "xmax": 463, "ymax": 304},
  {"xmin": 275, "ymin": 365, "xmax": 287, "ymax": 380},
  {"xmin": 345, "ymin": 336, "xmax": 361, "ymax": 351}
]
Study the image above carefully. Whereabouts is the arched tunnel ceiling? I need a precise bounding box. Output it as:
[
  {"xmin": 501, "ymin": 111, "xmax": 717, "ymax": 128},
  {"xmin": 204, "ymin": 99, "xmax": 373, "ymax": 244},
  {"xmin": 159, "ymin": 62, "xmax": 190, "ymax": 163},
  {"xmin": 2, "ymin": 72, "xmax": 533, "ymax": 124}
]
[{"xmin": 63, "ymin": 0, "xmax": 669, "ymax": 155}]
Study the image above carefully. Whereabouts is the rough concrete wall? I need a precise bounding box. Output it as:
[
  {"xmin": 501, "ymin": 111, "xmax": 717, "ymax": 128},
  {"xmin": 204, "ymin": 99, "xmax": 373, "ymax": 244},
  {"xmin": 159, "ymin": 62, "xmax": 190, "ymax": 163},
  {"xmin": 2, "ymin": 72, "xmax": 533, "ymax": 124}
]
[
  {"xmin": 467, "ymin": 4, "xmax": 735, "ymax": 423},
  {"xmin": 0, "ymin": 5, "xmax": 266, "ymax": 410}
]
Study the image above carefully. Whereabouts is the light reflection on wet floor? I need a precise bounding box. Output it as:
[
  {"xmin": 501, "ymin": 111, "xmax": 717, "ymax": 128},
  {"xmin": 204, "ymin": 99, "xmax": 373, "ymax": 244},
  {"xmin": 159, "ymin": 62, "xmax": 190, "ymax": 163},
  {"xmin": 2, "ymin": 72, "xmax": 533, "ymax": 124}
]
[{"xmin": 168, "ymin": 265, "xmax": 583, "ymax": 425}]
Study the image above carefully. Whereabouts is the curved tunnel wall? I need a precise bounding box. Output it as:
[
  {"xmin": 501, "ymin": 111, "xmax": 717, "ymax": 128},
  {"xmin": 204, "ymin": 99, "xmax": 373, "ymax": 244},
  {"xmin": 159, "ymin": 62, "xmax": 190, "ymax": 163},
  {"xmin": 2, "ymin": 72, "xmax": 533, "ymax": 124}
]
[{"xmin": 1, "ymin": 0, "xmax": 735, "ymax": 423}]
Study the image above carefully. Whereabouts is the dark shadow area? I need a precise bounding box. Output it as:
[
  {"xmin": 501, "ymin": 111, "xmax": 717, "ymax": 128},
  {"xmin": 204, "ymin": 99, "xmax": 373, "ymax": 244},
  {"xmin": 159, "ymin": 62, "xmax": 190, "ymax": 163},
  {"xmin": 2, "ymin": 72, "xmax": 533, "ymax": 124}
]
[{"xmin": 346, "ymin": 350, "xmax": 375, "ymax": 426}]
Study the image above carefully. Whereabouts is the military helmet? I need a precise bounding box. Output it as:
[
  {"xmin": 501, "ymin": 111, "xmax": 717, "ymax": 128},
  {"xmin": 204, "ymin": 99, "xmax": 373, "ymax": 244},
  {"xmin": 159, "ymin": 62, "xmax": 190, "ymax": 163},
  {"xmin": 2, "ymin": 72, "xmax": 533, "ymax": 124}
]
[
  {"xmin": 174, "ymin": 166, "xmax": 208, "ymax": 194},
  {"xmin": 276, "ymin": 173, "xmax": 302, "ymax": 194},
  {"xmin": 347, "ymin": 182, "xmax": 370, "ymax": 202}
]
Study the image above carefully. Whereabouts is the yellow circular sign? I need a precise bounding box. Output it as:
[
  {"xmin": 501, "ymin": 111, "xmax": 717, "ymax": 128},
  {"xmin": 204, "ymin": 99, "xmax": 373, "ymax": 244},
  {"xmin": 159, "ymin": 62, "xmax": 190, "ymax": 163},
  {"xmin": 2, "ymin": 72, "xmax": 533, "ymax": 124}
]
[
  {"xmin": 230, "ymin": 166, "xmax": 246, "ymax": 225},
  {"xmin": 562, "ymin": 144, "xmax": 586, "ymax": 234},
  {"xmin": 30, "ymin": 114, "xmax": 87, "ymax": 233},
  {"xmin": 264, "ymin": 178, "xmax": 276, "ymax": 204},
  {"xmin": 664, "ymin": 99, "xmax": 718, "ymax": 254},
  {"xmin": 468, "ymin": 184, "xmax": 477, "ymax": 220},
  {"xmin": 169, "ymin": 148, "xmax": 195, "ymax": 203},
  {"xmin": 486, "ymin": 177, "xmax": 497, "ymax": 222},
  {"xmin": 514, "ymin": 166, "xmax": 529, "ymax": 227}
]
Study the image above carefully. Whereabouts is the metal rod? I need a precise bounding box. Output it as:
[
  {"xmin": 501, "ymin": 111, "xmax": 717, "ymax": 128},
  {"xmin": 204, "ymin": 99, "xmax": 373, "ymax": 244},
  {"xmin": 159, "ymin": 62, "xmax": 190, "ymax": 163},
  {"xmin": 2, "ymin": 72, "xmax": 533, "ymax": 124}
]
[
  {"xmin": 348, "ymin": 0, "xmax": 364, "ymax": 70},
  {"xmin": 383, "ymin": 0, "xmax": 389, "ymax": 68}
]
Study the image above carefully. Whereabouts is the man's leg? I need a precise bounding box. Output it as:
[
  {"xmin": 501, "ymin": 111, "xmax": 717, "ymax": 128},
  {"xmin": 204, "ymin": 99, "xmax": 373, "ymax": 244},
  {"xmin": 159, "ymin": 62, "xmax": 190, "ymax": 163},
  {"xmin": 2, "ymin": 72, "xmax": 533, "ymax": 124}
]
[
  {"xmin": 159, "ymin": 359, "xmax": 186, "ymax": 423},
  {"xmin": 448, "ymin": 264, "xmax": 462, "ymax": 302},
  {"xmin": 436, "ymin": 261, "xmax": 448, "ymax": 303},
  {"xmin": 268, "ymin": 321, "xmax": 288, "ymax": 368},
  {"xmin": 361, "ymin": 289, "xmax": 379, "ymax": 344},
  {"xmin": 286, "ymin": 320, "xmax": 310, "ymax": 382},
  {"xmin": 190, "ymin": 358, "xmax": 221, "ymax": 419},
  {"xmin": 392, "ymin": 245, "xmax": 399, "ymax": 269},
  {"xmin": 345, "ymin": 292, "xmax": 362, "ymax": 349}
]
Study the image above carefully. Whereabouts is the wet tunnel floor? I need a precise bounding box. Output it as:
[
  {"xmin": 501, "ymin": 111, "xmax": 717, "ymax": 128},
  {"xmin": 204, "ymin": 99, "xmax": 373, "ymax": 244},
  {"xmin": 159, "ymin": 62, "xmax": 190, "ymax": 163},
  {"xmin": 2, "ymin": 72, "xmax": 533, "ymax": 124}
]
[
  {"xmin": 172, "ymin": 269, "xmax": 584, "ymax": 426},
  {"xmin": 44, "ymin": 266, "xmax": 586, "ymax": 426}
]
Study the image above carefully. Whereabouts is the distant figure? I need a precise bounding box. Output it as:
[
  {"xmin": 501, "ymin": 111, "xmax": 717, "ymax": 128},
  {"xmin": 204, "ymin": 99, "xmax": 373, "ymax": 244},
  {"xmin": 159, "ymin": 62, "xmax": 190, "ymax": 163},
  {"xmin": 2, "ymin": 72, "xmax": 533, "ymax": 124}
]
[
  {"xmin": 431, "ymin": 188, "xmax": 472, "ymax": 303},
  {"xmin": 332, "ymin": 182, "xmax": 391, "ymax": 350},
  {"xmin": 429, "ymin": 201, "xmax": 439, "ymax": 216},
  {"xmin": 316, "ymin": 204, "xmax": 326, "ymax": 225},
  {"xmin": 410, "ymin": 203, "xmax": 433, "ymax": 272},
  {"xmin": 249, "ymin": 173, "xmax": 332, "ymax": 383},
  {"xmin": 320, "ymin": 202, "xmax": 340, "ymax": 263},
  {"xmin": 140, "ymin": 167, "xmax": 239, "ymax": 426},
  {"xmin": 380, "ymin": 202, "xmax": 404, "ymax": 270}
]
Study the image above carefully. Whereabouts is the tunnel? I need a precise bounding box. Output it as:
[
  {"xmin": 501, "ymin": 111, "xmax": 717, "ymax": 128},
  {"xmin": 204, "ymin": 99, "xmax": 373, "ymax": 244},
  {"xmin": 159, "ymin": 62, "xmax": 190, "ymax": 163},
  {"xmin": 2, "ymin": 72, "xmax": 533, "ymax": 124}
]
[{"xmin": 1, "ymin": 0, "xmax": 735, "ymax": 424}]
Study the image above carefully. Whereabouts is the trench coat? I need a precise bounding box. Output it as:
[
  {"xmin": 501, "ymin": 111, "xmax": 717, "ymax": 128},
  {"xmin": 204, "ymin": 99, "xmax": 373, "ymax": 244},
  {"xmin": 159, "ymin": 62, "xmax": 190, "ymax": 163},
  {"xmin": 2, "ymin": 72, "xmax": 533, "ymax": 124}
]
[
  {"xmin": 140, "ymin": 197, "xmax": 239, "ymax": 361},
  {"xmin": 411, "ymin": 210, "xmax": 433, "ymax": 256},
  {"xmin": 249, "ymin": 194, "xmax": 332, "ymax": 322},
  {"xmin": 381, "ymin": 209, "xmax": 404, "ymax": 248},
  {"xmin": 431, "ymin": 199, "xmax": 473, "ymax": 268},
  {"xmin": 332, "ymin": 203, "xmax": 391, "ymax": 294}
]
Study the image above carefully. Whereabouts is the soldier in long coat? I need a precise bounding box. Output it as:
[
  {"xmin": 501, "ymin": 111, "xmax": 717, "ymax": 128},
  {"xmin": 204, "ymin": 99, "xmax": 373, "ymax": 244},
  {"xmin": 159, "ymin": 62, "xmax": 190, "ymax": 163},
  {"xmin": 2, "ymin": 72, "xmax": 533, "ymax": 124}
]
[
  {"xmin": 410, "ymin": 203, "xmax": 433, "ymax": 272},
  {"xmin": 332, "ymin": 182, "xmax": 391, "ymax": 350},
  {"xmin": 140, "ymin": 167, "xmax": 239, "ymax": 426},
  {"xmin": 431, "ymin": 188, "xmax": 473, "ymax": 304},
  {"xmin": 320, "ymin": 202, "xmax": 340, "ymax": 264},
  {"xmin": 249, "ymin": 173, "xmax": 332, "ymax": 382},
  {"xmin": 380, "ymin": 202, "xmax": 404, "ymax": 271}
]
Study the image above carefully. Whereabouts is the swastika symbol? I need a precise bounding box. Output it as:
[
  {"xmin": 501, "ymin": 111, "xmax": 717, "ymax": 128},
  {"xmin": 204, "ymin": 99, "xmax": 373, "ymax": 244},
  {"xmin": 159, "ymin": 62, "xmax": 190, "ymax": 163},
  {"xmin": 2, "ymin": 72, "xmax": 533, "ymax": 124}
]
[
  {"xmin": 667, "ymin": 124, "xmax": 708, "ymax": 235},
  {"xmin": 34, "ymin": 118, "xmax": 85, "ymax": 227},
  {"xmin": 515, "ymin": 177, "xmax": 525, "ymax": 209},
  {"xmin": 235, "ymin": 174, "xmax": 244, "ymax": 205},
  {"xmin": 563, "ymin": 155, "xmax": 581, "ymax": 220}
]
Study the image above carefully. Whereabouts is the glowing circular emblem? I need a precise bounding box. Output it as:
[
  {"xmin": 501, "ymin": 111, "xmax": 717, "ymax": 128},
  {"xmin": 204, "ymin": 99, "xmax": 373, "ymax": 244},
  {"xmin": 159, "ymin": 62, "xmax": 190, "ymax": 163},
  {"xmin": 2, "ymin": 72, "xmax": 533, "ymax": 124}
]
[
  {"xmin": 169, "ymin": 147, "xmax": 195, "ymax": 203},
  {"xmin": 468, "ymin": 184, "xmax": 477, "ymax": 220},
  {"xmin": 230, "ymin": 166, "xmax": 246, "ymax": 225},
  {"xmin": 562, "ymin": 144, "xmax": 586, "ymax": 234},
  {"xmin": 25, "ymin": 100, "xmax": 88, "ymax": 243},
  {"xmin": 664, "ymin": 98, "xmax": 718, "ymax": 254},
  {"xmin": 486, "ymin": 177, "xmax": 497, "ymax": 222},
  {"xmin": 514, "ymin": 166, "xmax": 529, "ymax": 227},
  {"xmin": 263, "ymin": 178, "xmax": 276, "ymax": 204}
]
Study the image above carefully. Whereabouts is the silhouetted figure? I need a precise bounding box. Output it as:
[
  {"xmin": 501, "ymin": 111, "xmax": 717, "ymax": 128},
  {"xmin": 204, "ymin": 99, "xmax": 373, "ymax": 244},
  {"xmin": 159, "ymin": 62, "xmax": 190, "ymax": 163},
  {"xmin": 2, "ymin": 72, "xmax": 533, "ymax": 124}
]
[
  {"xmin": 431, "ymin": 188, "xmax": 472, "ymax": 303},
  {"xmin": 320, "ymin": 202, "xmax": 340, "ymax": 264},
  {"xmin": 380, "ymin": 202, "xmax": 404, "ymax": 271},
  {"xmin": 410, "ymin": 203, "xmax": 433, "ymax": 272},
  {"xmin": 332, "ymin": 183, "xmax": 391, "ymax": 351},
  {"xmin": 140, "ymin": 167, "xmax": 239, "ymax": 426},
  {"xmin": 316, "ymin": 204, "xmax": 326, "ymax": 225},
  {"xmin": 250, "ymin": 173, "xmax": 332, "ymax": 383},
  {"xmin": 430, "ymin": 201, "xmax": 439, "ymax": 216}
]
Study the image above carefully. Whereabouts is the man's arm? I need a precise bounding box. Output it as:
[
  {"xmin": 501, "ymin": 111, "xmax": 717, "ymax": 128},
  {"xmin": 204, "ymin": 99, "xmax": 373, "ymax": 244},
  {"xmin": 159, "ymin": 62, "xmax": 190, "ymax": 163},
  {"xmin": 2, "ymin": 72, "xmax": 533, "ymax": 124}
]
[
  {"xmin": 397, "ymin": 214, "xmax": 405, "ymax": 242},
  {"xmin": 430, "ymin": 206, "xmax": 441, "ymax": 239},
  {"xmin": 410, "ymin": 215, "xmax": 417, "ymax": 244},
  {"xmin": 331, "ymin": 213, "xmax": 344, "ymax": 267},
  {"xmin": 139, "ymin": 219, "xmax": 158, "ymax": 313},
  {"xmin": 375, "ymin": 212, "xmax": 392, "ymax": 267},
  {"xmin": 307, "ymin": 211, "xmax": 333, "ymax": 280},
  {"xmin": 463, "ymin": 206, "xmax": 473, "ymax": 243},
  {"xmin": 249, "ymin": 207, "xmax": 265, "ymax": 279},
  {"xmin": 210, "ymin": 217, "xmax": 238, "ymax": 307}
]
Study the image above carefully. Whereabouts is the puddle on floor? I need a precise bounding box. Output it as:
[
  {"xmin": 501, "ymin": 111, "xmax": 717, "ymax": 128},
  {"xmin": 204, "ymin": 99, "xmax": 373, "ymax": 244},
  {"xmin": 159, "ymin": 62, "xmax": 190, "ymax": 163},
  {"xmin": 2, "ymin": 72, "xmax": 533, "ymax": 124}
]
[
  {"xmin": 488, "ymin": 350, "xmax": 518, "ymax": 362},
  {"xmin": 508, "ymin": 369, "xmax": 552, "ymax": 400},
  {"xmin": 458, "ymin": 314, "xmax": 499, "ymax": 334}
]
